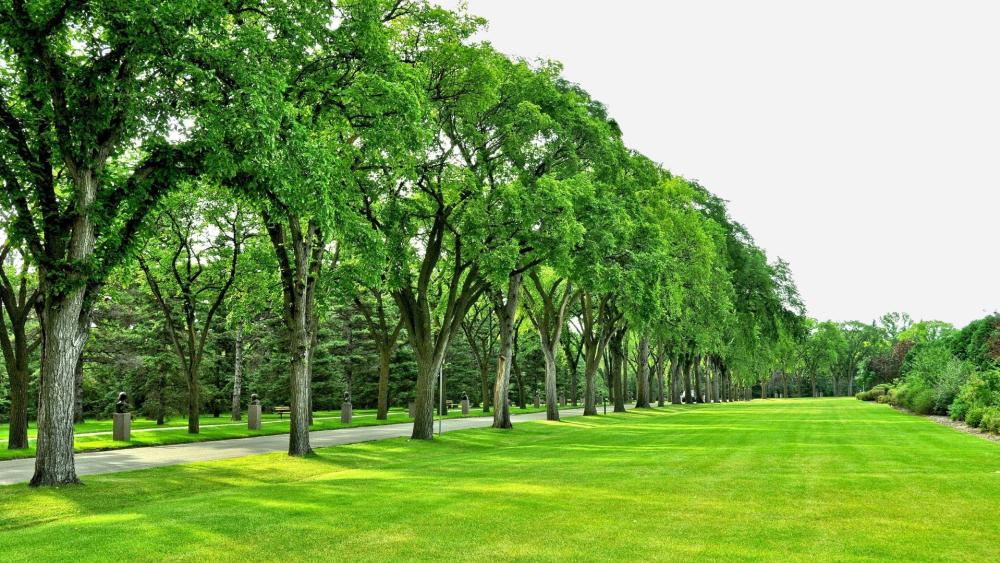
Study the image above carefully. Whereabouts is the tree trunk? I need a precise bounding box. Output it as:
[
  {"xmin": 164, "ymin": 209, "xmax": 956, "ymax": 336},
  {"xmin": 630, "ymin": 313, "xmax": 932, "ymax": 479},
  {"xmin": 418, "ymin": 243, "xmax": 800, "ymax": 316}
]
[
  {"xmin": 634, "ymin": 334, "xmax": 651, "ymax": 408},
  {"xmin": 693, "ymin": 356, "xmax": 704, "ymax": 403},
  {"xmin": 712, "ymin": 359, "xmax": 721, "ymax": 403},
  {"xmin": 542, "ymin": 346, "xmax": 559, "ymax": 421},
  {"xmin": 3, "ymin": 316, "xmax": 32, "ymax": 449},
  {"xmin": 611, "ymin": 330, "xmax": 626, "ymax": 413},
  {"xmin": 376, "ymin": 345, "xmax": 392, "ymax": 420},
  {"xmin": 583, "ymin": 353, "xmax": 600, "ymax": 415},
  {"xmin": 684, "ymin": 356, "xmax": 694, "ymax": 404},
  {"xmin": 670, "ymin": 356, "xmax": 682, "ymax": 405},
  {"xmin": 6, "ymin": 354, "xmax": 30, "ymax": 450},
  {"xmin": 655, "ymin": 354, "xmax": 666, "ymax": 407},
  {"xmin": 31, "ymin": 290, "xmax": 88, "ymax": 486},
  {"xmin": 73, "ymin": 346, "xmax": 85, "ymax": 424},
  {"xmin": 491, "ymin": 273, "xmax": 522, "ymax": 429},
  {"xmin": 480, "ymin": 367, "xmax": 491, "ymax": 413},
  {"xmin": 187, "ymin": 362, "xmax": 201, "ymax": 434},
  {"xmin": 231, "ymin": 326, "xmax": 243, "ymax": 421}
]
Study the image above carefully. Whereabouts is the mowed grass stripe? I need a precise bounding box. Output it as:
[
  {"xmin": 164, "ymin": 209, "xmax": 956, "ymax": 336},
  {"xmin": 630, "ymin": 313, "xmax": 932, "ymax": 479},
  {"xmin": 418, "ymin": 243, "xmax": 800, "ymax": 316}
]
[{"xmin": 0, "ymin": 398, "xmax": 997, "ymax": 562}]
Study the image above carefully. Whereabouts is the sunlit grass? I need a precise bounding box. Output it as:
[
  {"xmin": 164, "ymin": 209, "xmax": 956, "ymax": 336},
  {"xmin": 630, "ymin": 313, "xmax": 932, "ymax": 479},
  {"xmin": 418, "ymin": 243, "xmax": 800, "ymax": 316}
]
[{"xmin": 1, "ymin": 398, "xmax": 997, "ymax": 562}]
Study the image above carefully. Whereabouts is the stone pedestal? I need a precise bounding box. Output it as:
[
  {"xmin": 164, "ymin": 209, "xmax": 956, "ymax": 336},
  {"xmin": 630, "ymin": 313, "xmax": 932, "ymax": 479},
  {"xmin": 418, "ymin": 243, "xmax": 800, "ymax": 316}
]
[
  {"xmin": 533, "ymin": 393, "xmax": 540, "ymax": 408},
  {"xmin": 461, "ymin": 399, "xmax": 470, "ymax": 415},
  {"xmin": 408, "ymin": 401, "xmax": 416, "ymax": 418},
  {"xmin": 560, "ymin": 394, "xmax": 567, "ymax": 406},
  {"xmin": 248, "ymin": 404, "xmax": 262, "ymax": 430},
  {"xmin": 113, "ymin": 413, "xmax": 131, "ymax": 442},
  {"xmin": 341, "ymin": 402, "xmax": 353, "ymax": 424}
]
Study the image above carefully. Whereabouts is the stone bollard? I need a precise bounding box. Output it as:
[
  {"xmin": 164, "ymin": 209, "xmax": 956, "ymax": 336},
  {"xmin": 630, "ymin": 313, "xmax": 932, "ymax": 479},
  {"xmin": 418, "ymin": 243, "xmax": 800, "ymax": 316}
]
[
  {"xmin": 341, "ymin": 391, "xmax": 353, "ymax": 424},
  {"xmin": 248, "ymin": 393, "xmax": 262, "ymax": 430},
  {"xmin": 533, "ymin": 392, "xmax": 540, "ymax": 408},
  {"xmin": 113, "ymin": 391, "xmax": 131, "ymax": 441},
  {"xmin": 461, "ymin": 393, "xmax": 470, "ymax": 415},
  {"xmin": 408, "ymin": 401, "xmax": 416, "ymax": 418}
]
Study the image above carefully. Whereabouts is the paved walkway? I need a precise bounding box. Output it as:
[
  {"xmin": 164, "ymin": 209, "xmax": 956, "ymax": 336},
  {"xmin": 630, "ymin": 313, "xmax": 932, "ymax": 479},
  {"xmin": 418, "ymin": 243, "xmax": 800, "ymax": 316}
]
[
  {"xmin": 0, "ymin": 407, "xmax": 594, "ymax": 485},
  {"xmin": 0, "ymin": 412, "xmax": 402, "ymax": 443}
]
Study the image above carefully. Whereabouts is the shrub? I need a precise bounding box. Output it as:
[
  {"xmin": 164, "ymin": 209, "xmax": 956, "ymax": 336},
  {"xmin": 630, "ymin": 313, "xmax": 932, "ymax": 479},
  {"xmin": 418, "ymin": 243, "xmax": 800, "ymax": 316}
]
[
  {"xmin": 966, "ymin": 405, "xmax": 986, "ymax": 428},
  {"xmin": 950, "ymin": 369, "xmax": 1000, "ymax": 422},
  {"xmin": 911, "ymin": 388, "xmax": 936, "ymax": 415},
  {"xmin": 856, "ymin": 384, "xmax": 893, "ymax": 402},
  {"xmin": 876, "ymin": 394, "xmax": 891, "ymax": 404},
  {"xmin": 981, "ymin": 407, "xmax": 1000, "ymax": 434}
]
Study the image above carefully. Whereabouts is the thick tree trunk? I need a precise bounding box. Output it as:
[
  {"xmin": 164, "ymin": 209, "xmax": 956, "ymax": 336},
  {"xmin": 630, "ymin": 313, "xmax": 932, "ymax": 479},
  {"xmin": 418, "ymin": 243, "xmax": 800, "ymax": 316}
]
[
  {"xmin": 411, "ymin": 353, "xmax": 444, "ymax": 440},
  {"xmin": 491, "ymin": 273, "xmax": 522, "ymax": 429},
  {"xmin": 583, "ymin": 354, "xmax": 600, "ymax": 415},
  {"xmin": 31, "ymin": 290, "xmax": 88, "ymax": 486},
  {"xmin": 670, "ymin": 357, "xmax": 682, "ymax": 405},
  {"xmin": 656, "ymin": 355, "xmax": 666, "ymax": 407},
  {"xmin": 571, "ymin": 364, "xmax": 579, "ymax": 406},
  {"xmin": 712, "ymin": 359, "xmax": 721, "ymax": 403},
  {"xmin": 287, "ymin": 320, "xmax": 313, "ymax": 454},
  {"xmin": 73, "ymin": 346, "xmax": 85, "ymax": 424},
  {"xmin": 7, "ymin": 359, "xmax": 29, "ymax": 450},
  {"xmin": 611, "ymin": 330, "xmax": 626, "ymax": 413},
  {"xmin": 376, "ymin": 346, "xmax": 392, "ymax": 420},
  {"xmin": 693, "ymin": 356, "xmax": 703, "ymax": 403},
  {"xmin": 480, "ymin": 367, "xmax": 491, "ymax": 413},
  {"xmin": 231, "ymin": 326, "xmax": 243, "ymax": 421},
  {"xmin": 4, "ymin": 319, "xmax": 31, "ymax": 449},
  {"xmin": 542, "ymin": 347, "xmax": 559, "ymax": 421},
  {"xmin": 683, "ymin": 357, "xmax": 694, "ymax": 404},
  {"xmin": 634, "ymin": 334, "xmax": 651, "ymax": 408},
  {"xmin": 187, "ymin": 363, "xmax": 201, "ymax": 434}
]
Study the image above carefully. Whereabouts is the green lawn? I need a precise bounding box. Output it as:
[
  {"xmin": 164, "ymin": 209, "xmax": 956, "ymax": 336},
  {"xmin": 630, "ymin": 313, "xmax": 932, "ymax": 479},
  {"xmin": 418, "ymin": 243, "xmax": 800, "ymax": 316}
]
[
  {"xmin": 0, "ymin": 404, "xmax": 563, "ymax": 461},
  {"xmin": 2, "ymin": 398, "xmax": 998, "ymax": 561}
]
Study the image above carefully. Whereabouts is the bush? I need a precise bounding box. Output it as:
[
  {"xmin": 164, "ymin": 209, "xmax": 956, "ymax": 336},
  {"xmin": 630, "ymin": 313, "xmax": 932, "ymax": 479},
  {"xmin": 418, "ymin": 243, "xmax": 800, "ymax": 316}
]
[
  {"xmin": 877, "ymin": 394, "xmax": 891, "ymax": 404},
  {"xmin": 897, "ymin": 342, "xmax": 970, "ymax": 415},
  {"xmin": 911, "ymin": 388, "xmax": 936, "ymax": 415},
  {"xmin": 950, "ymin": 369, "xmax": 1000, "ymax": 423},
  {"xmin": 856, "ymin": 384, "xmax": 893, "ymax": 402},
  {"xmin": 966, "ymin": 405, "xmax": 986, "ymax": 428},
  {"xmin": 981, "ymin": 407, "xmax": 1000, "ymax": 434}
]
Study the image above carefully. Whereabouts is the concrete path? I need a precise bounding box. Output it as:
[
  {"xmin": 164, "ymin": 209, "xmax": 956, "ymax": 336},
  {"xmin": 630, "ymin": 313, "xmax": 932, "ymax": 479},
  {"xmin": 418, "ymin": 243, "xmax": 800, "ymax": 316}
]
[
  {"xmin": 0, "ymin": 412, "xmax": 405, "ymax": 443},
  {"xmin": 0, "ymin": 407, "xmax": 596, "ymax": 485}
]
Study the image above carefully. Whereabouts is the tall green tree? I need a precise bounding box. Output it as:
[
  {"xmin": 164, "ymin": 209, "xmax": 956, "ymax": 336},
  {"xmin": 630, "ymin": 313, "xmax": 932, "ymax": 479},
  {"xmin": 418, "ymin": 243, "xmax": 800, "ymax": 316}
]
[{"xmin": 0, "ymin": 0, "xmax": 273, "ymax": 485}]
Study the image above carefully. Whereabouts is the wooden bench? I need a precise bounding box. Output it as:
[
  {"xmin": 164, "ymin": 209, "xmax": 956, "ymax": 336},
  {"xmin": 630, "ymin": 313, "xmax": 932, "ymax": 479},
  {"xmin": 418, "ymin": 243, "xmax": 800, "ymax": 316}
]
[{"xmin": 274, "ymin": 406, "xmax": 291, "ymax": 419}]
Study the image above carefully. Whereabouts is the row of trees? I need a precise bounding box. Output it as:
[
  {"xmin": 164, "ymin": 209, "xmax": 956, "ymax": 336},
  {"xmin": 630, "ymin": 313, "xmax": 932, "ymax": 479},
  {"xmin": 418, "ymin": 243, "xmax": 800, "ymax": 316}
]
[{"xmin": 0, "ymin": 0, "xmax": 804, "ymax": 486}]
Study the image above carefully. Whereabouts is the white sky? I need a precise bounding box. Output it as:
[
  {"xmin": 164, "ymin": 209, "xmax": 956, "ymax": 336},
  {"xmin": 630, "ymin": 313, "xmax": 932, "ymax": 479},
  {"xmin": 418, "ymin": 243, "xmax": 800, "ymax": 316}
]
[{"xmin": 443, "ymin": 0, "xmax": 1000, "ymax": 327}]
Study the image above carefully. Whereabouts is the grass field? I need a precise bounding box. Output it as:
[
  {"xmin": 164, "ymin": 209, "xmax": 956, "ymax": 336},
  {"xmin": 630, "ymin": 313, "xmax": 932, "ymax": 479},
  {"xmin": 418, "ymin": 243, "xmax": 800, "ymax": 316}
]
[
  {"xmin": 1, "ymin": 398, "xmax": 998, "ymax": 561},
  {"xmin": 0, "ymin": 405, "xmax": 557, "ymax": 461}
]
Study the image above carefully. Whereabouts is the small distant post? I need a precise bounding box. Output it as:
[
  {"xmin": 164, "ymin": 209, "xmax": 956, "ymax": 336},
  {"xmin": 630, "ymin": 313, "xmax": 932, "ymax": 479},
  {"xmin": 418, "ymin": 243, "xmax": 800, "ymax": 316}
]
[
  {"xmin": 461, "ymin": 393, "xmax": 470, "ymax": 415},
  {"xmin": 560, "ymin": 393, "xmax": 567, "ymax": 407},
  {"xmin": 533, "ymin": 391, "xmax": 540, "ymax": 408},
  {"xmin": 408, "ymin": 401, "xmax": 416, "ymax": 419},
  {"xmin": 341, "ymin": 391, "xmax": 353, "ymax": 424},
  {"xmin": 113, "ymin": 391, "xmax": 131, "ymax": 441},
  {"xmin": 248, "ymin": 393, "xmax": 262, "ymax": 430}
]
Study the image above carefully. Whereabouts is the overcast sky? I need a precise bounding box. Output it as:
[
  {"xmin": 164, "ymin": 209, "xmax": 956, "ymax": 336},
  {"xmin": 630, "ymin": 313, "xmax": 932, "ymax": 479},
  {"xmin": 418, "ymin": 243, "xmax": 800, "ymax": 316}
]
[{"xmin": 442, "ymin": 0, "xmax": 999, "ymax": 327}]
